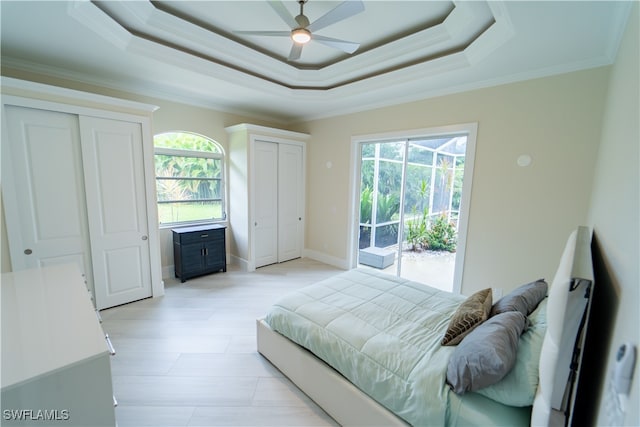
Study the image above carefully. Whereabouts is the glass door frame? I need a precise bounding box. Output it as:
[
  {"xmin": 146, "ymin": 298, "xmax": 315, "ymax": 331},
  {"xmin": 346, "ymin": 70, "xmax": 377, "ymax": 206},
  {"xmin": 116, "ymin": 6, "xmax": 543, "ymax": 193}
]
[{"xmin": 347, "ymin": 123, "xmax": 478, "ymax": 295}]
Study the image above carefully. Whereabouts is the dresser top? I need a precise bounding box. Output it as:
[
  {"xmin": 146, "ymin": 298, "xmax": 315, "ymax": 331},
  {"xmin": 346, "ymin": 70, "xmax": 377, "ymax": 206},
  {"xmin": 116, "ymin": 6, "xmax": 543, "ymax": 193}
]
[
  {"xmin": 1, "ymin": 264, "xmax": 108, "ymax": 389},
  {"xmin": 171, "ymin": 224, "xmax": 226, "ymax": 234}
]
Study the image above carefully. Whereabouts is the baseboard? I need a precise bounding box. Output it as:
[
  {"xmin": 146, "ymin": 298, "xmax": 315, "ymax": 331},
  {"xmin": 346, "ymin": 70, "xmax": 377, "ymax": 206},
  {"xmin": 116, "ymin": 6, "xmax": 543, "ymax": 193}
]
[
  {"xmin": 164, "ymin": 253, "xmax": 344, "ymax": 277},
  {"xmin": 229, "ymin": 254, "xmax": 252, "ymax": 272},
  {"xmin": 163, "ymin": 253, "xmax": 347, "ymax": 278},
  {"xmin": 162, "ymin": 265, "xmax": 174, "ymax": 280},
  {"xmin": 303, "ymin": 249, "xmax": 349, "ymax": 270}
]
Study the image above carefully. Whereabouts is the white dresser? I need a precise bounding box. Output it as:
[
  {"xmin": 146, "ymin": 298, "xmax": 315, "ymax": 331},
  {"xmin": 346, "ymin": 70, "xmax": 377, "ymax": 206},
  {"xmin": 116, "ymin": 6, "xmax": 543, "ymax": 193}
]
[{"xmin": 1, "ymin": 264, "xmax": 116, "ymax": 426}]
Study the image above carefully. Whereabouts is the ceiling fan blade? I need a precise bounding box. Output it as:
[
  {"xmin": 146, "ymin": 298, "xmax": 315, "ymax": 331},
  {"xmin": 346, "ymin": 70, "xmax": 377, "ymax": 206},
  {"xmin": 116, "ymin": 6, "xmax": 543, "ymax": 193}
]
[
  {"xmin": 288, "ymin": 43, "xmax": 303, "ymax": 60},
  {"xmin": 307, "ymin": 0, "xmax": 365, "ymax": 33},
  {"xmin": 268, "ymin": 1, "xmax": 298, "ymax": 29},
  {"xmin": 235, "ymin": 31, "xmax": 291, "ymax": 37},
  {"xmin": 311, "ymin": 34, "xmax": 360, "ymax": 54}
]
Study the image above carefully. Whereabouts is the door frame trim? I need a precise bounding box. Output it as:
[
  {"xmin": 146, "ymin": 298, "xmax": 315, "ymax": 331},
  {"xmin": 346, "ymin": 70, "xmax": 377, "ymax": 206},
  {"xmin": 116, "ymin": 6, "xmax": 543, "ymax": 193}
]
[{"xmin": 348, "ymin": 123, "xmax": 478, "ymax": 295}]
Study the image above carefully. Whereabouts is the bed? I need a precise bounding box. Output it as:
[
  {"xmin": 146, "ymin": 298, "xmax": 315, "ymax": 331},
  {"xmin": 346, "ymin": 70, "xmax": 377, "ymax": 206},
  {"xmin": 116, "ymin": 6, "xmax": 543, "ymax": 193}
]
[{"xmin": 257, "ymin": 227, "xmax": 594, "ymax": 426}]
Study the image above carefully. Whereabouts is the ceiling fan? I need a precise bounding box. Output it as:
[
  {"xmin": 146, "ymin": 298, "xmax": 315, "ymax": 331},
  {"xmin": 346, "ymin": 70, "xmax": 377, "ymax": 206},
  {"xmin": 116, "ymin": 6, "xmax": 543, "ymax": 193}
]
[{"xmin": 236, "ymin": 0, "xmax": 365, "ymax": 61}]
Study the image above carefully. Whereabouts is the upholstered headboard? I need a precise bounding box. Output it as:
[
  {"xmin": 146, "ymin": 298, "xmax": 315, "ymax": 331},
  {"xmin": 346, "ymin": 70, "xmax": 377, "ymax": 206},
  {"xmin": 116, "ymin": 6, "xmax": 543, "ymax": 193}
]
[{"xmin": 531, "ymin": 226, "xmax": 594, "ymax": 426}]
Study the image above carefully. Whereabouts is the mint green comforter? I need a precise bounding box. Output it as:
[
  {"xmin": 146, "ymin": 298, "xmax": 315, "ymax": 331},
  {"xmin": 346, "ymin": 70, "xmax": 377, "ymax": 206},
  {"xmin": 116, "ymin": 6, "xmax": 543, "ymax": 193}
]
[{"xmin": 266, "ymin": 268, "xmax": 465, "ymax": 425}]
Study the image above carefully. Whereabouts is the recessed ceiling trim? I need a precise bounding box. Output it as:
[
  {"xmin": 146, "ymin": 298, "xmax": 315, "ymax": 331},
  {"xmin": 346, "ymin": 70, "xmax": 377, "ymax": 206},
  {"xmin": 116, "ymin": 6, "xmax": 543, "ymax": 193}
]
[
  {"xmin": 85, "ymin": 1, "xmax": 497, "ymax": 91},
  {"xmin": 67, "ymin": 1, "xmax": 132, "ymax": 51},
  {"xmin": 143, "ymin": 4, "xmax": 459, "ymax": 88},
  {"xmin": 150, "ymin": 0, "xmax": 308, "ymax": 67},
  {"xmin": 151, "ymin": 0, "xmax": 457, "ymax": 71}
]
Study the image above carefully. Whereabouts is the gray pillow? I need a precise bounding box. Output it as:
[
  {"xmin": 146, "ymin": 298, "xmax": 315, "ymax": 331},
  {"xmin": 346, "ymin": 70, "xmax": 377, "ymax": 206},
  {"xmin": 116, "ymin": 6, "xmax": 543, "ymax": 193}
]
[
  {"xmin": 446, "ymin": 311, "xmax": 528, "ymax": 394},
  {"xmin": 491, "ymin": 279, "xmax": 547, "ymax": 317},
  {"xmin": 441, "ymin": 288, "xmax": 492, "ymax": 346}
]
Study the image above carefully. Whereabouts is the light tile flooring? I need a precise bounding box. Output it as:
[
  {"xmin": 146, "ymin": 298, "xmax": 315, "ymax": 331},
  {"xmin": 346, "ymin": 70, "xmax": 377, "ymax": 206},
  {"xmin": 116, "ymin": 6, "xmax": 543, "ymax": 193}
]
[{"xmin": 100, "ymin": 258, "xmax": 342, "ymax": 427}]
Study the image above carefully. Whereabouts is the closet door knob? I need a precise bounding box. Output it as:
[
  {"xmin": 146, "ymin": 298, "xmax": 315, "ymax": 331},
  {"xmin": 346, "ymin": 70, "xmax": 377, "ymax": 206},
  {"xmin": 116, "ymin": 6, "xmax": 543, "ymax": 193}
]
[
  {"xmin": 24, "ymin": 249, "xmax": 33, "ymax": 255},
  {"xmin": 141, "ymin": 235, "xmax": 148, "ymax": 241}
]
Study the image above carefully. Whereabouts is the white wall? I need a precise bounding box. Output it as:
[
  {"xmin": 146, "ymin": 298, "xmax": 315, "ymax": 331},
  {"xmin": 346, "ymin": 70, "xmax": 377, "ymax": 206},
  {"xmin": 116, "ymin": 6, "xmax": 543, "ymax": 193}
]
[
  {"xmin": 299, "ymin": 67, "xmax": 610, "ymax": 296},
  {"xmin": 587, "ymin": 3, "xmax": 639, "ymax": 425}
]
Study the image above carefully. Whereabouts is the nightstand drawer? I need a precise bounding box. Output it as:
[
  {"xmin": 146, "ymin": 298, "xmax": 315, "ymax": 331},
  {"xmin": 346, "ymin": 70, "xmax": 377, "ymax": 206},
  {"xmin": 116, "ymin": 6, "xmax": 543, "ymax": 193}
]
[{"xmin": 176, "ymin": 229, "xmax": 222, "ymax": 245}]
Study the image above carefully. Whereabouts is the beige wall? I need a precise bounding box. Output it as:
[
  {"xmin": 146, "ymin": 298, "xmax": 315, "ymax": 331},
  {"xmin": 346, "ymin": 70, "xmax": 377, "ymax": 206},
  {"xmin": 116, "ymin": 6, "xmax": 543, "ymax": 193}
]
[
  {"xmin": 300, "ymin": 67, "xmax": 609, "ymax": 295},
  {"xmin": 1, "ymin": 66, "xmax": 611, "ymax": 289},
  {"xmin": 587, "ymin": 3, "xmax": 639, "ymax": 424}
]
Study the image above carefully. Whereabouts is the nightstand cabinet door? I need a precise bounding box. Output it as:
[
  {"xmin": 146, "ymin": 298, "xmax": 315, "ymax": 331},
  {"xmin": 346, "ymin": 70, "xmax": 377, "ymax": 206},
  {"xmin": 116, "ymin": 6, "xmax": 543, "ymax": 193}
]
[
  {"xmin": 173, "ymin": 225, "xmax": 226, "ymax": 282},
  {"xmin": 179, "ymin": 244, "xmax": 206, "ymax": 278},
  {"xmin": 204, "ymin": 238, "xmax": 226, "ymax": 272}
]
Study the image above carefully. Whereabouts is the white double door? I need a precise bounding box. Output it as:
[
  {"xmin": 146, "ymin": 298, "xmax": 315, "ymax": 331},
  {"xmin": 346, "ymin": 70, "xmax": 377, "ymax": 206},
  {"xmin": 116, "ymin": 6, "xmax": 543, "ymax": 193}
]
[
  {"xmin": 254, "ymin": 140, "xmax": 304, "ymax": 268},
  {"xmin": 3, "ymin": 106, "xmax": 152, "ymax": 309}
]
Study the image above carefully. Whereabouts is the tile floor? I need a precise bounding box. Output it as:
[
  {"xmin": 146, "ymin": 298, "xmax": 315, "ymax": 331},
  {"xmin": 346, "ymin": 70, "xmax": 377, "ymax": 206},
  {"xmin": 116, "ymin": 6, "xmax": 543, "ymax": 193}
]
[{"xmin": 100, "ymin": 258, "xmax": 342, "ymax": 427}]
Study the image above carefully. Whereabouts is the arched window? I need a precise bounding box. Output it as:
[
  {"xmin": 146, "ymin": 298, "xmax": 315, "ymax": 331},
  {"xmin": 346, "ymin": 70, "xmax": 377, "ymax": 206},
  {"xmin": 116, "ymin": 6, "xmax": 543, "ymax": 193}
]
[{"xmin": 154, "ymin": 132, "xmax": 225, "ymax": 226}]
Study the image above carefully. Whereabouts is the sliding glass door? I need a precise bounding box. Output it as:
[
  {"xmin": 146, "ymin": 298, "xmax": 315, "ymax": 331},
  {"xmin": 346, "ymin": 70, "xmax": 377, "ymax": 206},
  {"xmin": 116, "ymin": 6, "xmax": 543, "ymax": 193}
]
[{"xmin": 356, "ymin": 131, "xmax": 472, "ymax": 292}]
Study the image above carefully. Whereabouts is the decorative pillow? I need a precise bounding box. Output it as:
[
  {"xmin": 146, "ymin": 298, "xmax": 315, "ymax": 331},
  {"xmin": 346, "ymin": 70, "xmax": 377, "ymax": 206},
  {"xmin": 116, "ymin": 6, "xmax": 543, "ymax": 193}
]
[
  {"xmin": 446, "ymin": 310, "xmax": 528, "ymax": 394},
  {"xmin": 441, "ymin": 288, "xmax": 492, "ymax": 346},
  {"xmin": 476, "ymin": 298, "xmax": 548, "ymax": 406},
  {"xmin": 491, "ymin": 279, "xmax": 548, "ymax": 317}
]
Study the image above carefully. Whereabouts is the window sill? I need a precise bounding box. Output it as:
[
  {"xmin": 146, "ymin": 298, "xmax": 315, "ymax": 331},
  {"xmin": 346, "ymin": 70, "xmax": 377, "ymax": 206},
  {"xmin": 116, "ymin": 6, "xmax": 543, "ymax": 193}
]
[{"xmin": 158, "ymin": 220, "xmax": 228, "ymax": 230}]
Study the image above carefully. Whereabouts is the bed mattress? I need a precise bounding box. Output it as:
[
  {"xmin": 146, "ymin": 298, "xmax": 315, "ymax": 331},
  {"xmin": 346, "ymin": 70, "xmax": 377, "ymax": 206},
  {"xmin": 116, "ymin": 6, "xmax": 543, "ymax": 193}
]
[{"xmin": 265, "ymin": 268, "xmax": 529, "ymax": 425}]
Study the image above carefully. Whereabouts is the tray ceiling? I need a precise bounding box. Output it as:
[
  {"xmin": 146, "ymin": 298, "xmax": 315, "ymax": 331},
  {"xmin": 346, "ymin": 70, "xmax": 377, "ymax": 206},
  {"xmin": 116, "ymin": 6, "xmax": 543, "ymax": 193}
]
[{"xmin": 0, "ymin": 1, "xmax": 632, "ymax": 123}]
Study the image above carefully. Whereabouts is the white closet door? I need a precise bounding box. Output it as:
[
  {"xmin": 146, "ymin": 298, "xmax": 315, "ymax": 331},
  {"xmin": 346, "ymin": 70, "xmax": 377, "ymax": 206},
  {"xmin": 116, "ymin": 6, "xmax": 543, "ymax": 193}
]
[
  {"xmin": 79, "ymin": 116, "xmax": 152, "ymax": 309},
  {"xmin": 3, "ymin": 106, "xmax": 93, "ymax": 281},
  {"xmin": 278, "ymin": 143, "xmax": 304, "ymax": 262},
  {"xmin": 254, "ymin": 140, "xmax": 278, "ymax": 268}
]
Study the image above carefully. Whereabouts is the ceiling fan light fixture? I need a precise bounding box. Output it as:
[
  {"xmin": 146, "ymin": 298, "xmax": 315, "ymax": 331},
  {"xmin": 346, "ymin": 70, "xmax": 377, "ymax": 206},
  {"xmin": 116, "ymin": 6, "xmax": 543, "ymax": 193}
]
[{"xmin": 291, "ymin": 28, "xmax": 311, "ymax": 44}]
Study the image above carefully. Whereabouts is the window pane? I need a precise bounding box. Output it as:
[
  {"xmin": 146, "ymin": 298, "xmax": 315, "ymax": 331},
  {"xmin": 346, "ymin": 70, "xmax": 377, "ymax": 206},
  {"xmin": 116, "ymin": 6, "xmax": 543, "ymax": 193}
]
[
  {"xmin": 404, "ymin": 164, "xmax": 431, "ymax": 214},
  {"xmin": 437, "ymin": 154, "xmax": 454, "ymax": 169},
  {"xmin": 378, "ymin": 141, "xmax": 404, "ymax": 161},
  {"xmin": 433, "ymin": 166, "xmax": 453, "ymax": 214},
  {"xmin": 452, "ymin": 167, "xmax": 464, "ymax": 210},
  {"xmin": 155, "ymin": 155, "xmax": 221, "ymax": 179},
  {"xmin": 361, "ymin": 144, "xmax": 375, "ymax": 158},
  {"xmin": 154, "ymin": 132, "xmax": 222, "ymax": 153},
  {"xmin": 409, "ymin": 137, "xmax": 450, "ymax": 150},
  {"xmin": 360, "ymin": 159, "xmax": 374, "ymax": 191},
  {"xmin": 359, "ymin": 225, "xmax": 371, "ymax": 249},
  {"xmin": 157, "ymin": 201, "xmax": 223, "ymax": 225},
  {"xmin": 407, "ymin": 145, "xmax": 434, "ymax": 164},
  {"xmin": 359, "ymin": 184, "xmax": 373, "ymax": 225},
  {"xmin": 374, "ymin": 223, "xmax": 399, "ymax": 248},
  {"xmin": 154, "ymin": 131, "xmax": 225, "ymax": 226},
  {"xmin": 376, "ymin": 160, "xmax": 402, "ymax": 223},
  {"xmin": 156, "ymin": 178, "xmax": 221, "ymax": 202}
]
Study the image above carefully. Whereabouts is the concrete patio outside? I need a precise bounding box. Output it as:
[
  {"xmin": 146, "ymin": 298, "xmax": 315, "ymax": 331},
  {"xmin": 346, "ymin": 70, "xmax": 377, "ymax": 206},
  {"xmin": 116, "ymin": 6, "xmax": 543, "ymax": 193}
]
[{"xmin": 359, "ymin": 248, "xmax": 456, "ymax": 293}]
